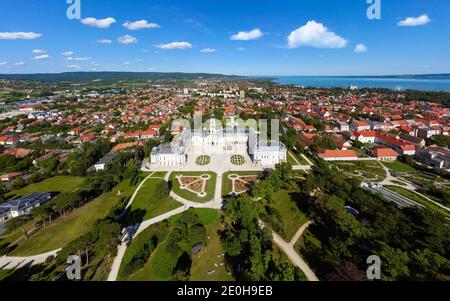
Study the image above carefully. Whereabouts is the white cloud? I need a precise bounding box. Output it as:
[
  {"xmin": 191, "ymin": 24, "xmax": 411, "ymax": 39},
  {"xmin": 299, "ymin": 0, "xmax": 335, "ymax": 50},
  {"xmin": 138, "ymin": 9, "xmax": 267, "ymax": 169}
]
[
  {"xmin": 354, "ymin": 44, "xmax": 368, "ymax": 54},
  {"xmin": 398, "ymin": 14, "xmax": 431, "ymax": 27},
  {"xmin": 14, "ymin": 61, "xmax": 25, "ymax": 66},
  {"xmin": 62, "ymin": 51, "xmax": 74, "ymax": 56},
  {"xmin": 118, "ymin": 35, "xmax": 138, "ymax": 45},
  {"xmin": 148, "ymin": 67, "xmax": 157, "ymax": 71},
  {"xmin": 34, "ymin": 54, "xmax": 50, "ymax": 60},
  {"xmin": 67, "ymin": 64, "xmax": 81, "ymax": 69},
  {"xmin": 237, "ymin": 47, "xmax": 246, "ymax": 51},
  {"xmin": 32, "ymin": 49, "xmax": 47, "ymax": 54},
  {"xmin": 0, "ymin": 61, "xmax": 7, "ymax": 66},
  {"xmin": 0, "ymin": 32, "xmax": 42, "ymax": 40},
  {"xmin": 201, "ymin": 48, "xmax": 216, "ymax": 53},
  {"xmin": 123, "ymin": 20, "xmax": 160, "ymax": 30},
  {"xmin": 230, "ymin": 29, "xmax": 263, "ymax": 41},
  {"xmin": 81, "ymin": 17, "xmax": 116, "ymax": 28},
  {"xmin": 67, "ymin": 56, "xmax": 90, "ymax": 61},
  {"xmin": 155, "ymin": 41, "xmax": 192, "ymax": 50},
  {"xmin": 287, "ymin": 20, "xmax": 347, "ymax": 49},
  {"xmin": 97, "ymin": 39, "xmax": 112, "ymax": 44}
]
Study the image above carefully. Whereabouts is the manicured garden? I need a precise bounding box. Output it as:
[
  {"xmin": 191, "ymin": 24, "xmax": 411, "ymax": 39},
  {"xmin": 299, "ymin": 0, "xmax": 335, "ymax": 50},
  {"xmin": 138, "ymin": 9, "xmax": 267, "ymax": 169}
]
[
  {"xmin": 195, "ymin": 155, "xmax": 211, "ymax": 166},
  {"xmin": 382, "ymin": 160, "xmax": 416, "ymax": 173},
  {"xmin": 384, "ymin": 185, "xmax": 450, "ymax": 218},
  {"xmin": 332, "ymin": 160, "xmax": 386, "ymax": 182},
  {"xmin": 169, "ymin": 172, "xmax": 217, "ymax": 203},
  {"xmin": 230, "ymin": 155, "xmax": 245, "ymax": 166},
  {"xmin": 222, "ymin": 171, "xmax": 262, "ymax": 196}
]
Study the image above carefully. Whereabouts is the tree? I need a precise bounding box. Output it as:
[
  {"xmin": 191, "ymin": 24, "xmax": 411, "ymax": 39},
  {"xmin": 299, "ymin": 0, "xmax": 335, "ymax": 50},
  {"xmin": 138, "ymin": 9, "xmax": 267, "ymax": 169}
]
[
  {"xmin": 326, "ymin": 260, "xmax": 366, "ymax": 281},
  {"xmin": 409, "ymin": 249, "xmax": 450, "ymax": 281},
  {"xmin": 379, "ymin": 245, "xmax": 410, "ymax": 281}
]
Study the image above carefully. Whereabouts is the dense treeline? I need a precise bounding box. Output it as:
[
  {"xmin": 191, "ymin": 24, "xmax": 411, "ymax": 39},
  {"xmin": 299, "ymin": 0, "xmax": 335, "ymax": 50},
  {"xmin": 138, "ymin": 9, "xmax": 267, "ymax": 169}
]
[
  {"xmin": 299, "ymin": 160, "xmax": 450, "ymax": 281},
  {"xmin": 7, "ymin": 149, "xmax": 146, "ymax": 280},
  {"xmin": 221, "ymin": 163, "xmax": 307, "ymax": 281}
]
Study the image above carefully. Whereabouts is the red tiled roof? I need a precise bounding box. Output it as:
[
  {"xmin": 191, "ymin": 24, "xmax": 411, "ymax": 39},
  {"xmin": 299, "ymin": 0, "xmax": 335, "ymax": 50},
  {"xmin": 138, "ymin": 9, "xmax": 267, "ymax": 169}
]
[
  {"xmin": 321, "ymin": 149, "xmax": 358, "ymax": 158},
  {"xmin": 373, "ymin": 148, "xmax": 399, "ymax": 158}
]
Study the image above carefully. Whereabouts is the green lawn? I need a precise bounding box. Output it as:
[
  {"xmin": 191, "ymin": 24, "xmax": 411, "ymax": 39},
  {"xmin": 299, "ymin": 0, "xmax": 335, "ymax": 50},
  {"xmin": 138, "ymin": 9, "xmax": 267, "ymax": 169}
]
[
  {"xmin": 190, "ymin": 210, "xmax": 233, "ymax": 281},
  {"xmin": 130, "ymin": 178, "xmax": 182, "ymax": 220},
  {"xmin": 170, "ymin": 172, "xmax": 217, "ymax": 203},
  {"xmin": 4, "ymin": 176, "xmax": 85, "ymax": 200},
  {"xmin": 118, "ymin": 222, "xmax": 171, "ymax": 281},
  {"xmin": 125, "ymin": 209, "xmax": 222, "ymax": 281},
  {"xmin": 382, "ymin": 161, "xmax": 416, "ymax": 173},
  {"xmin": 270, "ymin": 190, "xmax": 309, "ymax": 241},
  {"xmin": 384, "ymin": 185, "xmax": 450, "ymax": 218},
  {"xmin": 287, "ymin": 151, "xmax": 309, "ymax": 165},
  {"xmin": 9, "ymin": 180, "xmax": 136, "ymax": 256},
  {"xmin": 151, "ymin": 171, "xmax": 167, "ymax": 178}
]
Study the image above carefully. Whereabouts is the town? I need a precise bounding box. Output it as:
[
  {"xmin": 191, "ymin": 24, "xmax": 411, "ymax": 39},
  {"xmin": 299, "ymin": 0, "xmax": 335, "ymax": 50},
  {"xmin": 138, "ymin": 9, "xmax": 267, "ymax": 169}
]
[{"xmin": 0, "ymin": 74, "xmax": 448, "ymax": 282}]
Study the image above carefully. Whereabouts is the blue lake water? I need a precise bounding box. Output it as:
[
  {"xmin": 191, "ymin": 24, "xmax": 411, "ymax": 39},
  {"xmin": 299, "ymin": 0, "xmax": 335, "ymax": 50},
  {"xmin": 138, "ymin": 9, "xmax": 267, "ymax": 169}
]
[{"xmin": 271, "ymin": 76, "xmax": 450, "ymax": 92}]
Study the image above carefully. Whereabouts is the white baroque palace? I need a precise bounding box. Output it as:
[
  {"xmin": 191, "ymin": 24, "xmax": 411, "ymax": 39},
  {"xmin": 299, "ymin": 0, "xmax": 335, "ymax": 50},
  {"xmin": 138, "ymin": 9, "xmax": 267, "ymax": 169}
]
[{"xmin": 150, "ymin": 118, "xmax": 287, "ymax": 167}]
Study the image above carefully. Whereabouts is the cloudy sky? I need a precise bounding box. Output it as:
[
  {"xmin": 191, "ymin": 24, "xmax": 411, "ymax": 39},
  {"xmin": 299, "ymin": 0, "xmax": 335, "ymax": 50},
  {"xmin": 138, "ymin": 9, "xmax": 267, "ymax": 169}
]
[{"xmin": 0, "ymin": 0, "xmax": 448, "ymax": 75}]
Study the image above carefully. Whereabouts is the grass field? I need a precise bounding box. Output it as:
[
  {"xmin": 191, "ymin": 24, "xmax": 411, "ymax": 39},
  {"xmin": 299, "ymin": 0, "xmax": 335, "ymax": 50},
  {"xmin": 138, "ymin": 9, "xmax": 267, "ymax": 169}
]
[
  {"xmin": 385, "ymin": 185, "xmax": 450, "ymax": 218},
  {"xmin": 118, "ymin": 222, "xmax": 171, "ymax": 281},
  {"xmin": 151, "ymin": 171, "xmax": 167, "ymax": 178},
  {"xmin": 190, "ymin": 210, "xmax": 233, "ymax": 281},
  {"xmin": 170, "ymin": 172, "xmax": 217, "ymax": 203},
  {"xmin": 4, "ymin": 176, "xmax": 85, "ymax": 200},
  {"xmin": 287, "ymin": 151, "xmax": 309, "ymax": 165},
  {"xmin": 8, "ymin": 180, "xmax": 136, "ymax": 256},
  {"xmin": 270, "ymin": 190, "xmax": 309, "ymax": 241},
  {"xmin": 382, "ymin": 161, "xmax": 416, "ymax": 173},
  {"xmin": 130, "ymin": 178, "xmax": 182, "ymax": 220},
  {"xmin": 124, "ymin": 209, "xmax": 225, "ymax": 281}
]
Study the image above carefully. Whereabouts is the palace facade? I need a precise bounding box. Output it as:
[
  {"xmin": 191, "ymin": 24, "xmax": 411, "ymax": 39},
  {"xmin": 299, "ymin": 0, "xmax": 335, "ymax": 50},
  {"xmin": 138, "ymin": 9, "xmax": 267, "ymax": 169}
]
[{"xmin": 150, "ymin": 119, "xmax": 287, "ymax": 167}]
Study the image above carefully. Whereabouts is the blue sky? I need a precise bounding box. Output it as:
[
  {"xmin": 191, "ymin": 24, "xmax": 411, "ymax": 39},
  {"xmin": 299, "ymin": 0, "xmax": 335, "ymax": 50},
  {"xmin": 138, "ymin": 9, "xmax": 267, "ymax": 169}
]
[{"xmin": 0, "ymin": 0, "xmax": 448, "ymax": 75}]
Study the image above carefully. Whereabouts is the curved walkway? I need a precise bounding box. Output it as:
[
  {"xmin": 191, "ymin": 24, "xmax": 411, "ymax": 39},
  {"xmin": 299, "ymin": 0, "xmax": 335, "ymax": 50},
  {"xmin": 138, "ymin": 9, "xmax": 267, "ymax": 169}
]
[
  {"xmin": 379, "ymin": 163, "xmax": 450, "ymax": 212},
  {"xmin": 290, "ymin": 221, "xmax": 313, "ymax": 246},
  {"xmin": 259, "ymin": 220, "xmax": 318, "ymax": 281},
  {"xmin": 107, "ymin": 206, "xmax": 189, "ymax": 281},
  {"xmin": 125, "ymin": 172, "xmax": 156, "ymax": 209},
  {"xmin": 0, "ymin": 249, "xmax": 61, "ymax": 270}
]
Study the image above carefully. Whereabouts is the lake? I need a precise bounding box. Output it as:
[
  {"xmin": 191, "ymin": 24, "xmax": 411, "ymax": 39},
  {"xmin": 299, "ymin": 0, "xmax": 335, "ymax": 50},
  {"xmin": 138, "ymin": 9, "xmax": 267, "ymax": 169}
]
[{"xmin": 271, "ymin": 76, "xmax": 450, "ymax": 92}]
